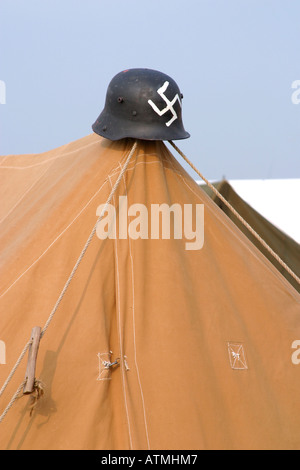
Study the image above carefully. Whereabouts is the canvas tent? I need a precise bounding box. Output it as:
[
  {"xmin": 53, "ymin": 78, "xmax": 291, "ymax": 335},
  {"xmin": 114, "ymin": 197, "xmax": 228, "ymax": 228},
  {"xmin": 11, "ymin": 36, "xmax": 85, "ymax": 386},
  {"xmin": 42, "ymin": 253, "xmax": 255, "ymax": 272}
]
[
  {"xmin": 199, "ymin": 180, "xmax": 300, "ymax": 293},
  {"xmin": 0, "ymin": 134, "xmax": 300, "ymax": 450}
]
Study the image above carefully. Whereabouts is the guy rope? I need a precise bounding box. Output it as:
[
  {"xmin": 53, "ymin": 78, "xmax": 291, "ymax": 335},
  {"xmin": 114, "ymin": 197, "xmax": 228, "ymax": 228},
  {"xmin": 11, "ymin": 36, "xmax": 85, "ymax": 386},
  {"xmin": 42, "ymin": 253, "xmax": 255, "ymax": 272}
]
[
  {"xmin": 0, "ymin": 141, "xmax": 138, "ymax": 423},
  {"xmin": 169, "ymin": 140, "xmax": 300, "ymax": 287}
]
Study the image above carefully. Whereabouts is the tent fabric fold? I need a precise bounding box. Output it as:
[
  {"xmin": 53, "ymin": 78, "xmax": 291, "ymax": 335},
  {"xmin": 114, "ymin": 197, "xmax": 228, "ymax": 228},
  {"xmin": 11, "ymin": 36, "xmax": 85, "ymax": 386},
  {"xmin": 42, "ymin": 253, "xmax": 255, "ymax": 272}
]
[{"xmin": 0, "ymin": 134, "xmax": 300, "ymax": 450}]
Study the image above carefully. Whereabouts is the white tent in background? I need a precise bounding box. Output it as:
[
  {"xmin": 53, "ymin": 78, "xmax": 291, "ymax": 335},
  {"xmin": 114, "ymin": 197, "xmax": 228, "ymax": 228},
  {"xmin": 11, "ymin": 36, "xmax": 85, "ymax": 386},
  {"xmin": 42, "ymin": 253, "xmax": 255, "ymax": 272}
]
[
  {"xmin": 228, "ymin": 179, "xmax": 300, "ymax": 244},
  {"xmin": 197, "ymin": 179, "xmax": 300, "ymax": 243},
  {"xmin": 198, "ymin": 178, "xmax": 300, "ymax": 293}
]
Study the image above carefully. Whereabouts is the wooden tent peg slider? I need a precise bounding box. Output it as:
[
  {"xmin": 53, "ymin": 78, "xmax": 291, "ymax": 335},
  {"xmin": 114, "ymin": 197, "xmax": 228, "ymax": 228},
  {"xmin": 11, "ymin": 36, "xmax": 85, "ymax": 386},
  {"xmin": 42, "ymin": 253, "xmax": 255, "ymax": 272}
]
[{"xmin": 23, "ymin": 326, "xmax": 42, "ymax": 395}]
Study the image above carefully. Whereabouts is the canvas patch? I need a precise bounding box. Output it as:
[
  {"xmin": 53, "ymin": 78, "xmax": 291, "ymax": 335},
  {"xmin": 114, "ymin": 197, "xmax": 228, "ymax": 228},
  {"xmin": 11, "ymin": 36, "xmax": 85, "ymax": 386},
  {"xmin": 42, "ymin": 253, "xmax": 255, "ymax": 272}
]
[
  {"xmin": 97, "ymin": 351, "xmax": 122, "ymax": 381},
  {"xmin": 97, "ymin": 352, "xmax": 113, "ymax": 381},
  {"xmin": 227, "ymin": 343, "xmax": 248, "ymax": 370}
]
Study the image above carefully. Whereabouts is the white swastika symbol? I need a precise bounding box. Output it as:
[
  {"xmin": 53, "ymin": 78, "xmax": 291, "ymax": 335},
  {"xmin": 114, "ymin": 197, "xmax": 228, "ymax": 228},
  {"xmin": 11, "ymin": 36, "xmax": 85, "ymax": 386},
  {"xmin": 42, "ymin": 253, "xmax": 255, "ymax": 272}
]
[{"xmin": 148, "ymin": 81, "xmax": 182, "ymax": 127}]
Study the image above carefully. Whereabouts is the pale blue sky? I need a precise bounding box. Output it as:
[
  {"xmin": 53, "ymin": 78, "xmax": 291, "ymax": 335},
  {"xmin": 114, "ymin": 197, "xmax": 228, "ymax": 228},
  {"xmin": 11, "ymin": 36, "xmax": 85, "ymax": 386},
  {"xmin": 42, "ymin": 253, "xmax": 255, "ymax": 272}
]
[{"xmin": 0, "ymin": 0, "xmax": 299, "ymax": 180}]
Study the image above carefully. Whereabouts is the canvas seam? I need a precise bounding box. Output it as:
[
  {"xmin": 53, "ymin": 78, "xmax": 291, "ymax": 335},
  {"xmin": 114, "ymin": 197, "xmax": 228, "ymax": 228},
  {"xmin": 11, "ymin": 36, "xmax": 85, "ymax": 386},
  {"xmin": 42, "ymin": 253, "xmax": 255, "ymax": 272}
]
[
  {"xmin": 0, "ymin": 140, "xmax": 98, "ymax": 169},
  {"xmin": 0, "ymin": 156, "xmax": 10, "ymax": 166},
  {"xmin": 0, "ymin": 156, "xmax": 129, "ymax": 299},
  {"xmin": 0, "ymin": 157, "xmax": 205, "ymax": 301},
  {"xmin": 0, "ymin": 159, "xmax": 56, "ymax": 226},
  {"xmin": 109, "ymin": 173, "xmax": 134, "ymax": 451},
  {"xmin": 0, "ymin": 148, "xmax": 163, "ymax": 170},
  {"xmin": 121, "ymin": 170, "xmax": 151, "ymax": 451}
]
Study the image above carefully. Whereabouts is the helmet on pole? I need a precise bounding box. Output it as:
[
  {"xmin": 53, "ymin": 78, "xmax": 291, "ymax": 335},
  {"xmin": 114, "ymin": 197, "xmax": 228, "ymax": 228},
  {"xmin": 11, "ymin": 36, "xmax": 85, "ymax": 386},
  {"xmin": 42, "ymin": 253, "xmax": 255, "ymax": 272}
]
[{"xmin": 92, "ymin": 68, "xmax": 190, "ymax": 141}]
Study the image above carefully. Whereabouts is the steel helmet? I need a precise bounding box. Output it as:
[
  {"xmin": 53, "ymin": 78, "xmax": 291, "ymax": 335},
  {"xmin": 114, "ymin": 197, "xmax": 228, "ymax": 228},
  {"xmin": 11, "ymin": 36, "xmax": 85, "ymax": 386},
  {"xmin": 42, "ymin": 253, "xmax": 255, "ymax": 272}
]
[{"xmin": 92, "ymin": 68, "xmax": 190, "ymax": 141}]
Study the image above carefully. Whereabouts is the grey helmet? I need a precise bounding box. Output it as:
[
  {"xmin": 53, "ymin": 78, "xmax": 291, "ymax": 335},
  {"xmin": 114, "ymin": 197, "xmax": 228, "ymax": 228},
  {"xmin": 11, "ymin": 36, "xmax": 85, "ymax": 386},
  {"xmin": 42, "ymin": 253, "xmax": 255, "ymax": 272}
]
[{"xmin": 92, "ymin": 68, "xmax": 190, "ymax": 141}]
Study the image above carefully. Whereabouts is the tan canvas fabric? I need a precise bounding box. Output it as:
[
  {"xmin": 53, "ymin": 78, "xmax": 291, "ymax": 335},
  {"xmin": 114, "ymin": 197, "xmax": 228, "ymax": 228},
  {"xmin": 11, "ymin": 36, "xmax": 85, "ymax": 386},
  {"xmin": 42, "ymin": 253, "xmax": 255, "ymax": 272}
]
[
  {"xmin": 200, "ymin": 180, "xmax": 300, "ymax": 293},
  {"xmin": 0, "ymin": 135, "xmax": 300, "ymax": 450}
]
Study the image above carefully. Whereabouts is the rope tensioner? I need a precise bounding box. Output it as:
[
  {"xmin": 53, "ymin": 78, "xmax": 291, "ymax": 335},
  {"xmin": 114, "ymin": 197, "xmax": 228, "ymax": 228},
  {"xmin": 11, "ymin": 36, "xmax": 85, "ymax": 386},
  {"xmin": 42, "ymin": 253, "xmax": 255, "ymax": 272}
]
[{"xmin": 102, "ymin": 358, "xmax": 120, "ymax": 369}]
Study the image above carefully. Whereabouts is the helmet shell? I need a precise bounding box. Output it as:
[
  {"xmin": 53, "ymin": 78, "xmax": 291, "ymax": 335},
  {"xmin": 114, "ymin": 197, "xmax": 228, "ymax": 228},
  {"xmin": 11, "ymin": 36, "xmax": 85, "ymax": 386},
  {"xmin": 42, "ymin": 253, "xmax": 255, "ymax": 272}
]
[{"xmin": 92, "ymin": 68, "xmax": 190, "ymax": 141}]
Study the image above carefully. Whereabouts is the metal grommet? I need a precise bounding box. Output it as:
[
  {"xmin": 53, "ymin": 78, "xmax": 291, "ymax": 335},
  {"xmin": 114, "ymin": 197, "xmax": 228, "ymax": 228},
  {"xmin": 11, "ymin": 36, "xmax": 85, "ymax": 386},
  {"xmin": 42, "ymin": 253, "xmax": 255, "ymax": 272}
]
[
  {"xmin": 117, "ymin": 97, "xmax": 124, "ymax": 103},
  {"xmin": 102, "ymin": 126, "xmax": 107, "ymax": 132}
]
